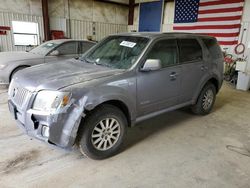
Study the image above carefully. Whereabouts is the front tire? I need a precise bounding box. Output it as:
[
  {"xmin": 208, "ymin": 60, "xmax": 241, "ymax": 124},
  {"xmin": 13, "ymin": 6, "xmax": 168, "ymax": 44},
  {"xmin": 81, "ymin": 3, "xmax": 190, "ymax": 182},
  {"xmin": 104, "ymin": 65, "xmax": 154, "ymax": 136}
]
[
  {"xmin": 78, "ymin": 104, "xmax": 127, "ymax": 160},
  {"xmin": 191, "ymin": 83, "xmax": 216, "ymax": 115}
]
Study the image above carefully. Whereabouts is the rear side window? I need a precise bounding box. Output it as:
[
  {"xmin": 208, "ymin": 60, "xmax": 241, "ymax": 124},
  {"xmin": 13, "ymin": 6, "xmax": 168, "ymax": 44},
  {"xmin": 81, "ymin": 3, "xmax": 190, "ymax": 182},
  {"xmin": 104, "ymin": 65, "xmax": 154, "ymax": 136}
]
[
  {"xmin": 146, "ymin": 39, "xmax": 177, "ymax": 68},
  {"xmin": 178, "ymin": 39, "xmax": 203, "ymax": 63},
  {"xmin": 202, "ymin": 38, "xmax": 223, "ymax": 59}
]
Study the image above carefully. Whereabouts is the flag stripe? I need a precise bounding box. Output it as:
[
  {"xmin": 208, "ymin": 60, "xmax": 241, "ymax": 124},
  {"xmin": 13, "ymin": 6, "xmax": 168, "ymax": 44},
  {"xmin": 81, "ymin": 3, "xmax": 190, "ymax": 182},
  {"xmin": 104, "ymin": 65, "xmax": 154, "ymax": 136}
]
[
  {"xmin": 174, "ymin": 20, "xmax": 240, "ymax": 26},
  {"xmin": 218, "ymin": 41, "xmax": 238, "ymax": 45},
  {"xmin": 199, "ymin": 0, "xmax": 242, "ymax": 2},
  {"xmin": 201, "ymin": 32, "xmax": 240, "ymax": 37},
  {"xmin": 173, "ymin": 24, "xmax": 241, "ymax": 30},
  {"xmin": 199, "ymin": 3, "xmax": 244, "ymax": 10},
  {"xmin": 178, "ymin": 28, "xmax": 240, "ymax": 33},
  {"xmin": 198, "ymin": 7, "xmax": 243, "ymax": 14},
  {"xmin": 199, "ymin": 0, "xmax": 244, "ymax": 7},
  {"xmin": 212, "ymin": 37, "xmax": 239, "ymax": 42},
  {"xmin": 198, "ymin": 11, "xmax": 242, "ymax": 18},
  {"xmin": 198, "ymin": 15, "xmax": 242, "ymax": 22}
]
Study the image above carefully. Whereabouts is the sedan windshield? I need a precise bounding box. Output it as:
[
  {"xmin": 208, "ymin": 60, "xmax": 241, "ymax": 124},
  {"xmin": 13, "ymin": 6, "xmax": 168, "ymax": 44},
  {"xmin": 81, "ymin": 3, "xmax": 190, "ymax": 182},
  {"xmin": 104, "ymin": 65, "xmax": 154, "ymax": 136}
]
[
  {"xmin": 82, "ymin": 36, "xmax": 149, "ymax": 69},
  {"xmin": 30, "ymin": 41, "xmax": 61, "ymax": 56}
]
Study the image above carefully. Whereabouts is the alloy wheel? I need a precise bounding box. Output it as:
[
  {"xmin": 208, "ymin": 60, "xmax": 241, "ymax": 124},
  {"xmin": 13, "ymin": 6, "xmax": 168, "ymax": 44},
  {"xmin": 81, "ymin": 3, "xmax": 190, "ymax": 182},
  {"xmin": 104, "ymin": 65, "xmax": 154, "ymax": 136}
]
[
  {"xmin": 202, "ymin": 89, "xmax": 214, "ymax": 110},
  {"xmin": 91, "ymin": 118, "xmax": 121, "ymax": 151}
]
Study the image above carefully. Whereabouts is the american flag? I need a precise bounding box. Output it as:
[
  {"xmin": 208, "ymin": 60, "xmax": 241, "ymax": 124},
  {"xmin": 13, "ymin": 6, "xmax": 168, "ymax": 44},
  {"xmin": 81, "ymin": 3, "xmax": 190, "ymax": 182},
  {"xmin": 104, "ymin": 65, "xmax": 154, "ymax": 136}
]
[{"xmin": 173, "ymin": 0, "xmax": 245, "ymax": 46}]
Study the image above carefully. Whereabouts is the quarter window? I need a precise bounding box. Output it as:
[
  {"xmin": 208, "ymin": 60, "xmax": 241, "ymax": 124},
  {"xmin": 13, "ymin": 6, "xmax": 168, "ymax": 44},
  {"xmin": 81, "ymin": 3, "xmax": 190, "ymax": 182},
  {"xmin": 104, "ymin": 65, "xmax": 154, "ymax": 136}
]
[
  {"xmin": 202, "ymin": 38, "xmax": 223, "ymax": 59},
  {"xmin": 146, "ymin": 39, "xmax": 177, "ymax": 68},
  {"xmin": 178, "ymin": 39, "xmax": 202, "ymax": 63}
]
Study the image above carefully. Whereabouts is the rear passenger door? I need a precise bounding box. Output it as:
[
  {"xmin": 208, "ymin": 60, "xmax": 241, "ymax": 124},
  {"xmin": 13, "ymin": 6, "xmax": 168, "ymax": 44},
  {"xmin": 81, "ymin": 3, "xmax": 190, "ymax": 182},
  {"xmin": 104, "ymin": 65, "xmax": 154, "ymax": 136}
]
[
  {"xmin": 137, "ymin": 39, "xmax": 181, "ymax": 116},
  {"xmin": 178, "ymin": 38, "xmax": 208, "ymax": 103}
]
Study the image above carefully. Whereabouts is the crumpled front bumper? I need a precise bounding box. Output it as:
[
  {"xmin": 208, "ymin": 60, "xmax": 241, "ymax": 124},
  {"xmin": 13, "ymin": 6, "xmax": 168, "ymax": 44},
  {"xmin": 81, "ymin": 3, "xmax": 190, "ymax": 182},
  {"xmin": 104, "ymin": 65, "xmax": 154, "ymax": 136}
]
[{"xmin": 8, "ymin": 98, "xmax": 86, "ymax": 149}]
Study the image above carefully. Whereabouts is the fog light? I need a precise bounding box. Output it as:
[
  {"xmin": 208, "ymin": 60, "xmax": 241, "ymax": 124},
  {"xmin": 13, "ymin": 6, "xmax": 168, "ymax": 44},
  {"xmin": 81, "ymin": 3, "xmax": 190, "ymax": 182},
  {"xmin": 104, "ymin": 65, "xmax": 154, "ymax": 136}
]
[{"xmin": 42, "ymin": 126, "xmax": 49, "ymax": 138}]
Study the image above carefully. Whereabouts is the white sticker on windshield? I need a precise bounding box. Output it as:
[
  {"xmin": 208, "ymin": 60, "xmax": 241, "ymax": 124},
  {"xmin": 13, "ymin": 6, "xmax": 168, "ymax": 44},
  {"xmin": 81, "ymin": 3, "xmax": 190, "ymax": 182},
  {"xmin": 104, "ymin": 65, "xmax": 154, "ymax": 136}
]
[
  {"xmin": 120, "ymin": 41, "xmax": 136, "ymax": 48},
  {"xmin": 47, "ymin": 43, "xmax": 54, "ymax": 47}
]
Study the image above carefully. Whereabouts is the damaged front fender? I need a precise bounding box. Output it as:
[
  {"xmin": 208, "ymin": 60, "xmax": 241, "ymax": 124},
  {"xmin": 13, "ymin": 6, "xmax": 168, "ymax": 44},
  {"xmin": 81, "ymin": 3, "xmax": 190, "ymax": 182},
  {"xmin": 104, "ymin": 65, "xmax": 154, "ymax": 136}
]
[{"xmin": 48, "ymin": 96, "xmax": 88, "ymax": 148}]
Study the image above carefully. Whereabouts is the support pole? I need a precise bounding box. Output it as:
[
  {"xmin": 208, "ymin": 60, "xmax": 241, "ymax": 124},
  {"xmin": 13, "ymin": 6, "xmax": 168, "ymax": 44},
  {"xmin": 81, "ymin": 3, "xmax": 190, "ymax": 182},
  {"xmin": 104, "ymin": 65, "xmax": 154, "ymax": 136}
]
[
  {"xmin": 128, "ymin": 0, "xmax": 135, "ymax": 25},
  {"xmin": 42, "ymin": 0, "xmax": 50, "ymax": 41}
]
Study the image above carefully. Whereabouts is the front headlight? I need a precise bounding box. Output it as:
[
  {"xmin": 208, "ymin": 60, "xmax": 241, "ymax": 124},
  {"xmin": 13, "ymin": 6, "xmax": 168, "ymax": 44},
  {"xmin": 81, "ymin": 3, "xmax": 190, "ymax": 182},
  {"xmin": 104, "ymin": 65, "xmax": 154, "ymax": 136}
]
[
  {"xmin": 32, "ymin": 91, "xmax": 71, "ymax": 113},
  {"xmin": 0, "ymin": 64, "xmax": 7, "ymax": 70}
]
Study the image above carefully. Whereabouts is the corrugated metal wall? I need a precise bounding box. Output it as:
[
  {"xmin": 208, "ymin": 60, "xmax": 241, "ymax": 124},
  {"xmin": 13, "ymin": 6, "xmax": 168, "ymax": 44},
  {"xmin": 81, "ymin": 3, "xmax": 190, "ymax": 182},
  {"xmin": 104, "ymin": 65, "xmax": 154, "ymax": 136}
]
[
  {"xmin": 94, "ymin": 22, "xmax": 127, "ymax": 41},
  {"xmin": 70, "ymin": 19, "xmax": 127, "ymax": 41},
  {"xmin": 0, "ymin": 11, "xmax": 44, "ymax": 52},
  {"xmin": 70, "ymin": 19, "xmax": 93, "ymax": 40},
  {"xmin": 128, "ymin": 25, "xmax": 138, "ymax": 32},
  {"xmin": 162, "ymin": 2, "xmax": 174, "ymax": 32},
  {"xmin": 0, "ymin": 12, "xmax": 128, "ymax": 52}
]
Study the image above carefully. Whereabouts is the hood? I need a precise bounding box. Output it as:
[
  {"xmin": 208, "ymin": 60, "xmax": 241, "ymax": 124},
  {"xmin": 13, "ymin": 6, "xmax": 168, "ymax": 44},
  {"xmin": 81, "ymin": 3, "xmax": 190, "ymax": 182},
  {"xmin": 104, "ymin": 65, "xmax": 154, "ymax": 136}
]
[
  {"xmin": 13, "ymin": 59, "xmax": 124, "ymax": 92},
  {"xmin": 0, "ymin": 51, "xmax": 43, "ymax": 64}
]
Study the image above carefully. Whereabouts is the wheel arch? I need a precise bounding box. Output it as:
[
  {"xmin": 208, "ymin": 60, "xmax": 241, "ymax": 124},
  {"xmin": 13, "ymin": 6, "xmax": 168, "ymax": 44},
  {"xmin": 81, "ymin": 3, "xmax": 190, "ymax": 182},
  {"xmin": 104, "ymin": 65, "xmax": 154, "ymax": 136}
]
[
  {"xmin": 9, "ymin": 65, "xmax": 30, "ymax": 82},
  {"xmin": 84, "ymin": 99, "xmax": 132, "ymax": 127},
  {"xmin": 208, "ymin": 77, "xmax": 219, "ymax": 93},
  {"xmin": 193, "ymin": 76, "xmax": 220, "ymax": 104},
  {"xmin": 74, "ymin": 99, "xmax": 132, "ymax": 147}
]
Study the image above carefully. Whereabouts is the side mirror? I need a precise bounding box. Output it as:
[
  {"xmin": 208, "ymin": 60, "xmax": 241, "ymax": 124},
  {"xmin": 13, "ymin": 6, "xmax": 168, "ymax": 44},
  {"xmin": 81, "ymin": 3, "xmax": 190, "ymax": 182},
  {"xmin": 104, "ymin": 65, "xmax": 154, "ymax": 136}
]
[
  {"xmin": 50, "ymin": 50, "xmax": 59, "ymax": 56},
  {"xmin": 141, "ymin": 59, "xmax": 162, "ymax": 72}
]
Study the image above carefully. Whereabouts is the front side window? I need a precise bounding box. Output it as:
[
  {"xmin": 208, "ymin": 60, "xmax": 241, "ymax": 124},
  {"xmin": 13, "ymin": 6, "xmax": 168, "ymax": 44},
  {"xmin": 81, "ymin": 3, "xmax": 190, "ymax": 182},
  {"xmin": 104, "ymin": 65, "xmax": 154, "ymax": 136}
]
[
  {"xmin": 146, "ymin": 39, "xmax": 177, "ymax": 68},
  {"xmin": 83, "ymin": 36, "xmax": 149, "ymax": 69},
  {"xmin": 12, "ymin": 21, "xmax": 39, "ymax": 46},
  {"xmin": 178, "ymin": 39, "xmax": 203, "ymax": 63},
  {"xmin": 30, "ymin": 41, "xmax": 61, "ymax": 56},
  {"xmin": 56, "ymin": 42, "xmax": 78, "ymax": 55}
]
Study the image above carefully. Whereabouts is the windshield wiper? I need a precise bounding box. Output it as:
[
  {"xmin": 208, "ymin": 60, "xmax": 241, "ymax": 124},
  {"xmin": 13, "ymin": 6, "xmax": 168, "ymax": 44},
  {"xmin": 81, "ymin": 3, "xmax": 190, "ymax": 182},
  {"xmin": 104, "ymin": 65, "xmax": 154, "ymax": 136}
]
[
  {"xmin": 95, "ymin": 62, "xmax": 115, "ymax": 68},
  {"xmin": 84, "ymin": 58, "xmax": 103, "ymax": 66},
  {"xmin": 82, "ymin": 57, "xmax": 113, "ymax": 68}
]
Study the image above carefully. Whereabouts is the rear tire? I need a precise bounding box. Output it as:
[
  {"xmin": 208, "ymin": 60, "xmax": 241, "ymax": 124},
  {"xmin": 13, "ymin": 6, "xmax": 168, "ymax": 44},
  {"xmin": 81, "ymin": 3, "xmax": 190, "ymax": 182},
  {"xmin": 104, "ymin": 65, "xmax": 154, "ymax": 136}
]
[
  {"xmin": 191, "ymin": 83, "xmax": 216, "ymax": 115},
  {"xmin": 78, "ymin": 104, "xmax": 127, "ymax": 160}
]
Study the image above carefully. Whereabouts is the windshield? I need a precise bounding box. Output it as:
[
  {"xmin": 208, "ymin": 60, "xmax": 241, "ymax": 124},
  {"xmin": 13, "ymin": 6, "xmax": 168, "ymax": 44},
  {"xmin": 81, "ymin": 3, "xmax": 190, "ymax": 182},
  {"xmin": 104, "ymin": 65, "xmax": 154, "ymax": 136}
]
[
  {"xmin": 82, "ymin": 36, "xmax": 149, "ymax": 69},
  {"xmin": 30, "ymin": 41, "xmax": 61, "ymax": 56}
]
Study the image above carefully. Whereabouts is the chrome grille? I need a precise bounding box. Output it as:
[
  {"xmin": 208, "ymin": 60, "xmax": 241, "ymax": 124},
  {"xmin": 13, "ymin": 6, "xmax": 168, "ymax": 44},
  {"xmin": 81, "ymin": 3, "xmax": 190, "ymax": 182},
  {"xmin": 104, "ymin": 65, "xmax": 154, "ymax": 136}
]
[{"xmin": 9, "ymin": 82, "xmax": 32, "ymax": 108}]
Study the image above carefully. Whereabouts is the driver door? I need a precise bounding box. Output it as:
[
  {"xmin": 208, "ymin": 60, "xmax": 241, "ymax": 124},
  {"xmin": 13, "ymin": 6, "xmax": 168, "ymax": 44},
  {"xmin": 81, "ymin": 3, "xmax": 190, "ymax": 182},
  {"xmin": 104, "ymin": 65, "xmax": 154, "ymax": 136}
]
[{"xmin": 136, "ymin": 39, "xmax": 181, "ymax": 116}]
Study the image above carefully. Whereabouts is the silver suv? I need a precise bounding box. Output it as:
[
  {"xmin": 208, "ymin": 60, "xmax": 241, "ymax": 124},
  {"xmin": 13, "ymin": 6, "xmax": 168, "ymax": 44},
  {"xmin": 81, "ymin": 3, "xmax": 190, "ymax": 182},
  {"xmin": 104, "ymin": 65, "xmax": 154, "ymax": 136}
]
[{"xmin": 8, "ymin": 33, "xmax": 224, "ymax": 159}]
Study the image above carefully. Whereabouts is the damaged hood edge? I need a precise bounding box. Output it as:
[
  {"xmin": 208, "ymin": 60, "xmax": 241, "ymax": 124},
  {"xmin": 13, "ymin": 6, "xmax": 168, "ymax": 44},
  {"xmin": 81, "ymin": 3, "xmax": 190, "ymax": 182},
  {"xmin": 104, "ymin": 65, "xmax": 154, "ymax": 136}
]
[{"xmin": 13, "ymin": 59, "xmax": 125, "ymax": 92}]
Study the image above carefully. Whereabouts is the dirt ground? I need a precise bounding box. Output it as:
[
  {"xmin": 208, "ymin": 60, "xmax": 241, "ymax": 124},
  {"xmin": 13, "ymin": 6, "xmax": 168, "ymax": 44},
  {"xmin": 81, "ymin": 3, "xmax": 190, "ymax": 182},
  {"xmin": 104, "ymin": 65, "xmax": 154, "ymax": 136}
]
[{"xmin": 0, "ymin": 84, "xmax": 250, "ymax": 188}]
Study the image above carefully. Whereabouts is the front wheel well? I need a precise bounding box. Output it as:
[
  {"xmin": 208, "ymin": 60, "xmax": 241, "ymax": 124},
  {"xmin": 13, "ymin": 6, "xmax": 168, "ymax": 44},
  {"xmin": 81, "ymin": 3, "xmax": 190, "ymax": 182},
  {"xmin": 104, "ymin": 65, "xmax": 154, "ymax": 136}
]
[
  {"xmin": 85, "ymin": 100, "xmax": 131, "ymax": 127},
  {"xmin": 10, "ymin": 65, "xmax": 30, "ymax": 82}
]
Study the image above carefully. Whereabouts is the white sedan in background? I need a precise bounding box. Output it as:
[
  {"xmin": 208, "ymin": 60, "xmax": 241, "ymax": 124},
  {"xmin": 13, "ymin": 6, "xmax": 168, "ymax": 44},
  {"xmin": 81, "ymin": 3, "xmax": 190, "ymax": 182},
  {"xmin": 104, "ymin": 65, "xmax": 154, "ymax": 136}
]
[{"xmin": 0, "ymin": 39, "xmax": 96, "ymax": 85}]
